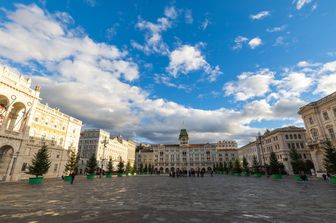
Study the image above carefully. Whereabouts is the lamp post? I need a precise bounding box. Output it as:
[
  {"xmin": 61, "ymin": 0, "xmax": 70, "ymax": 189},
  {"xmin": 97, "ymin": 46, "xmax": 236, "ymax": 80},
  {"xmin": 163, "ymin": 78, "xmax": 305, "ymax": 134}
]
[{"xmin": 100, "ymin": 137, "xmax": 108, "ymax": 178}]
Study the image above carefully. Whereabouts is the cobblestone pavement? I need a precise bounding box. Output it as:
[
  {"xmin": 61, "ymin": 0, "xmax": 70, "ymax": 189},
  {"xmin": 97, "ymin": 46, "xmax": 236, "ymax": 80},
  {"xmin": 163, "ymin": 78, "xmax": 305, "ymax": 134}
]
[{"xmin": 0, "ymin": 175, "xmax": 336, "ymax": 223}]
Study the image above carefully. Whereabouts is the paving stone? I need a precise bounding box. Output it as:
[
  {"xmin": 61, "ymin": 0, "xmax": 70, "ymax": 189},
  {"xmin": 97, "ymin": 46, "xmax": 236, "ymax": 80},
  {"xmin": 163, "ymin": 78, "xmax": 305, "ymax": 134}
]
[{"xmin": 0, "ymin": 175, "xmax": 335, "ymax": 222}]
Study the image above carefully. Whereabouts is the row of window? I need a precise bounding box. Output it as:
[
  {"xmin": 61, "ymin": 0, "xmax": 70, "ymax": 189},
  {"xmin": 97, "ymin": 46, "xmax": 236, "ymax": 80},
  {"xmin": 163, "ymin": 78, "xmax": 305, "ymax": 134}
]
[
  {"xmin": 308, "ymin": 108, "xmax": 336, "ymax": 125},
  {"xmin": 285, "ymin": 134, "xmax": 302, "ymax": 140}
]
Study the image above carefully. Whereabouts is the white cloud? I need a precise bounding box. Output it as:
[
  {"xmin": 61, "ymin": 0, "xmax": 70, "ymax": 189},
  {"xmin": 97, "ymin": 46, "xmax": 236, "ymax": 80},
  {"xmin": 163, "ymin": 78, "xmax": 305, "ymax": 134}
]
[
  {"xmin": 295, "ymin": 0, "xmax": 312, "ymax": 10},
  {"xmin": 167, "ymin": 45, "xmax": 222, "ymax": 82},
  {"xmin": 164, "ymin": 6, "xmax": 177, "ymax": 19},
  {"xmin": 154, "ymin": 74, "xmax": 192, "ymax": 92},
  {"xmin": 233, "ymin": 36, "xmax": 249, "ymax": 50},
  {"xmin": 297, "ymin": 61, "xmax": 320, "ymax": 67},
  {"xmin": 266, "ymin": 25, "xmax": 286, "ymax": 32},
  {"xmin": 184, "ymin": 10, "xmax": 193, "ymax": 24},
  {"xmin": 314, "ymin": 74, "xmax": 336, "ymax": 95},
  {"xmin": 224, "ymin": 69, "xmax": 275, "ymax": 101},
  {"xmin": 2, "ymin": 4, "xmax": 335, "ymax": 146},
  {"xmin": 200, "ymin": 18, "xmax": 210, "ymax": 31},
  {"xmin": 132, "ymin": 10, "xmax": 174, "ymax": 55},
  {"xmin": 250, "ymin": 11, "xmax": 270, "ymax": 20},
  {"xmin": 273, "ymin": 36, "xmax": 286, "ymax": 46},
  {"xmin": 248, "ymin": 37, "xmax": 262, "ymax": 49},
  {"xmin": 276, "ymin": 72, "xmax": 313, "ymax": 96}
]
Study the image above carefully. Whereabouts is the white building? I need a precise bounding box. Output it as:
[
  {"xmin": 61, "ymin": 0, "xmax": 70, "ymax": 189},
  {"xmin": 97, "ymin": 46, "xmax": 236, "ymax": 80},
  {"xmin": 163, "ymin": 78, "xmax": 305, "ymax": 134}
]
[
  {"xmin": 298, "ymin": 91, "xmax": 336, "ymax": 175},
  {"xmin": 136, "ymin": 129, "xmax": 238, "ymax": 173},
  {"xmin": 0, "ymin": 65, "xmax": 82, "ymax": 181},
  {"xmin": 238, "ymin": 126, "xmax": 312, "ymax": 174},
  {"xmin": 77, "ymin": 129, "xmax": 136, "ymax": 174}
]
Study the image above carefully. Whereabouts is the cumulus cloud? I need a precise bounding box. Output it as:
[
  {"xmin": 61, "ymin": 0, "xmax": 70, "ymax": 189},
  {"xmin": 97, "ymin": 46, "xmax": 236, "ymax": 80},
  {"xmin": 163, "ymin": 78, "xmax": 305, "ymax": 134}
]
[
  {"xmin": 295, "ymin": 0, "xmax": 312, "ymax": 10},
  {"xmin": 250, "ymin": 11, "xmax": 270, "ymax": 20},
  {"xmin": 234, "ymin": 36, "xmax": 262, "ymax": 50},
  {"xmin": 1, "ymin": 4, "xmax": 334, "ymax": 146},
  {"xmin": 132, "ymin": 9, "xmax": 173, "ymax": 55},
  {"xmin": 224, "ymin": 69, "xmax": 275, "ymax": 101},
  {"xmin": 233, "ymin": 36, "xmax": 249, "ymax": 50},
  {"xmin": 248, "ymin": 37, "xmax": 262, "ymax": 49},
  {"xmin": 167, "ymin": 45, "xmax": 222, "ymax": 82}
]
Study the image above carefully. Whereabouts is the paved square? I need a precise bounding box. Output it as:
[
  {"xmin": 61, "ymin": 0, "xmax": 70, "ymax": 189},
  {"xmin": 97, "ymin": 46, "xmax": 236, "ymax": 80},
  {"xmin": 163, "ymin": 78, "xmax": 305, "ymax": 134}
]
[{"xmin": 0, "ymin": 175, "xmax": 336, "ymax": 223}]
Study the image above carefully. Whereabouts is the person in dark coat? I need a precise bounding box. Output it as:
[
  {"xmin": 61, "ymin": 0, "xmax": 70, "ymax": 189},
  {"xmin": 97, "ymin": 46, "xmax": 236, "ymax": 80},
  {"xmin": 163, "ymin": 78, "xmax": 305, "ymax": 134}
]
[{"xmin": 70, "ymin": 170, "xmax": 77, "ymax": 184}]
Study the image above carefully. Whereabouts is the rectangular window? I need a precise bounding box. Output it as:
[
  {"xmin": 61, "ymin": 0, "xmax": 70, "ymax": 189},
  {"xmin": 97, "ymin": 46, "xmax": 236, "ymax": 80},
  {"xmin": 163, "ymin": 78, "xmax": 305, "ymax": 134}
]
[
  {"xmin": 287, "ymin": 143, "xmax": 291, "ymax": 149},
  {"xmin": 328, "ymin": 128, "xmax": 335, "ymax": 140},
  {"xmin": 309, "ymin": 117, "xmax": 314, "ymax": 125},
  {"xmin": 333, "ymin": 108, "xmax": 336, "ymax": 118},
  {"xmin": 54, "ymin": 164, "xmax": 58, "ymax": 172},
  {"xmin": 323, "ymin": 112, "xmax": 329, "ymax": 120},
  {"xmin": 21, "ymin": 163, "xmax": 27, "ymax": 171}
]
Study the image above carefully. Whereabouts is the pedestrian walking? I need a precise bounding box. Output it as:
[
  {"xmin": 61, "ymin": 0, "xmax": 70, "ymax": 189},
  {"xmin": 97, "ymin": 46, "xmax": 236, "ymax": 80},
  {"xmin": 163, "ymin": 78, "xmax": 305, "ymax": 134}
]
[{"xmin": 70, "ymin": 170, "xmax": 77, "ymax": 184}]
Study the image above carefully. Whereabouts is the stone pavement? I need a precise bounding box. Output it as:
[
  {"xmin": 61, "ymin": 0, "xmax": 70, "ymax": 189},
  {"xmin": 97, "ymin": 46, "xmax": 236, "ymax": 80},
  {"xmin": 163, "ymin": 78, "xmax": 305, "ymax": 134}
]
[{"xmin": 0, "ymin": 175, "xmax": 335, "ymax": 223}]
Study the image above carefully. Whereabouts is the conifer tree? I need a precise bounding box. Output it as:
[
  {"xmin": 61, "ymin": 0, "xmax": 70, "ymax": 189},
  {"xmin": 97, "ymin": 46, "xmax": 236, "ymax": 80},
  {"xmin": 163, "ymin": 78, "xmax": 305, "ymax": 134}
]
[
  {"xmin": 269, "ymin": 152, "xmax": 280, "ymax": 175},
  {"xmin": 323, "ymin": 140, "xmax": 336, "ymax": 174},
  {"xmin": 233, "ymin": 158, "xmax": 242, "ymax": 173},
  {"xmin": 144, "ymin": 163, "xmax": 148, "ymax": 173},
  {"xmin": 289, "ymin": 147, "xmax": 306, "ymax": 174},
  {"xmin": 252, "ymin": 155, "xmax": 260, "ymax": 173},
  {"xmin": 126, "ymin": 161, "xmax": 131, "ymax": 174},
  {"xmin": 242, "ymin": 156, "xmax": 249, "ymax": 173},
  {"xmin": 117, "ymin": 157, "xmax": 124, "ymax": 174},
  {"xmin": 86, "ymin": 153, "xmax": 97, "ymax": 175},
  {"xmin": 64, "ymin": 149, "xmax": 77, "ymax": 175},
  {"xmin": 228, "ymin": 160, "xmax": 233, "ymax": 173},
  {"xmin": 28, "ymin": 145, "xmax": 51, "ymax": 177},
  {"xmin": 107, "ymin": 159, "xmax": 113, "ymax": 174},
  {"xmin": 223, "ymin": 161, "xmax": 228, "ymax": 174},
  {"xmin": 139, "ymin": 163, "xmax": 143, "ymax": 174}
]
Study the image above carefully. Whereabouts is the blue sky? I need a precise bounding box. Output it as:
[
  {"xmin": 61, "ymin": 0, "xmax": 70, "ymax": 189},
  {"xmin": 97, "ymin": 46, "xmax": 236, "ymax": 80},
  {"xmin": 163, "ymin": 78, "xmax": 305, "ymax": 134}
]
[{"xmin": 0, "ymin": 0, "xmax": 336, "ymax": 145}]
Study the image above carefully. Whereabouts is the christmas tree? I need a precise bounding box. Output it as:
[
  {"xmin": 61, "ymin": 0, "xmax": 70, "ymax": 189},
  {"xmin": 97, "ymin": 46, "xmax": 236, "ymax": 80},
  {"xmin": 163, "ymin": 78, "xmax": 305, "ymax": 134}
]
[
  {"xmin": 233, "ymin": 158, "xmax": 242, "ymax": 174},
  {"xmin": 323, "ymin": 140, "xmax": 336, "ymax": 174},
  {"xmin": 64, "ymin": 149, "xmax": 77, "ymax": 175},
  {"xmin": 269, "ymin": 152, "xmax": 280, "ymax": 175},
  {"xmin": 117, "ymin": 157, "xmax": 124, "ymax": 175},
  {"xmin": 86, "ymin": 153, "xmax": 97, "ymax": 175},
  {"xmin": 242, "ymin": 156, "xmax": 249, "ymax": 173},
  {"xmin": 125, "ymin": 161, "xmax": 131, "ymax": 175},
  {"xmin": 289, "ymin": 147, "xmax": 306, "ymax": 174},
  {"xmin": 28, "ymin": 145, "xmax": 51, "ymax": 177},
  {"xmin": 107, "ymin": 159, "xmax": 113, "ymax": 174},
  {"xmin": 252, "ymin": 155, "xmax": 260, "ymax": 173}
]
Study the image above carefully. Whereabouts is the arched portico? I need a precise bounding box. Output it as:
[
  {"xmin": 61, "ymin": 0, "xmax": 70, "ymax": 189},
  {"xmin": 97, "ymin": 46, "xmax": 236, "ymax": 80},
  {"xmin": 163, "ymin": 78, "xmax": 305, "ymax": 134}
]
[
  {"xmin": 6, "ymin": 102, "xmax": 26, "ymax": 132},
  {"xmin": 0, "ymin": 145, "xmax": 14, "ymax": 181}
]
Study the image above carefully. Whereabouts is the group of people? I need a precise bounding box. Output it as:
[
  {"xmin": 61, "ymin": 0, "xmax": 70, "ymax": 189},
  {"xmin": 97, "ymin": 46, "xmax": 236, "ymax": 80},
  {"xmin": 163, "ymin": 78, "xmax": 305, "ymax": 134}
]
[
  {"xmin": 322, "ymin": 172, "xmax": 332, "ymax": 181},
  {"xmin": 169, "ymin": 169, "xmax": 214, "ymax": 178}
]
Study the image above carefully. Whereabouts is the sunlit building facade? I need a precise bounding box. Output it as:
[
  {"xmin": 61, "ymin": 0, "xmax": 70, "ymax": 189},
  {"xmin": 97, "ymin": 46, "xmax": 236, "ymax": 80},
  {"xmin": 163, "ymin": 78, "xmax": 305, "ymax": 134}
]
[
  {"xmin": 77, "ymin": 129, "xmax": 136, "ymax": 174},
  {"xmin": 298, "ymin": 91, "xmax": 336, "ymax": 175},
  {"xmin": 0, "ymin": 65, "xmax": 82, "ymax": 181},
  {"xmin": 136, "ymin": 129, "xmax": 238, "ymax": 173},
  {"xmin": 238, "ymin": 126, "xmax": 312, "ymax": 174}
]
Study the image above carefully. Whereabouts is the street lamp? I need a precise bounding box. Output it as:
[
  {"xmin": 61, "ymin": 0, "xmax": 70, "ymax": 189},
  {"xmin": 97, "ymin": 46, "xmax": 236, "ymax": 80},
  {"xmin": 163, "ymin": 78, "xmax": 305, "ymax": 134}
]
[{"xmin": 100, "ymin": 137, "xmax": 108, "ymax": 178}]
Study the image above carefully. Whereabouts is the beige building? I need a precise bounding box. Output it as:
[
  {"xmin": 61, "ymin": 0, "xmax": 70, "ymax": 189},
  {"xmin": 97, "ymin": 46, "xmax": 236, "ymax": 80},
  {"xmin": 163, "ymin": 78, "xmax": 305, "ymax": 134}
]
[
  {"xmin": 238, "ymin": 126, "xmax": 312, "ymax": 174},
  {"xmin": 136, "ymin": 129, "xmax": 238, "ymax": 173},
  {"xmin": 77, "ymin": 129, "xmax": 136, "ymax": 174},
  {"xmin": 0, "ymin": 65, "xmax": 82, "ymax": 182},
  {"xmin": 298, "ymin": 91, "xmax": 336, "ymax": 174}
]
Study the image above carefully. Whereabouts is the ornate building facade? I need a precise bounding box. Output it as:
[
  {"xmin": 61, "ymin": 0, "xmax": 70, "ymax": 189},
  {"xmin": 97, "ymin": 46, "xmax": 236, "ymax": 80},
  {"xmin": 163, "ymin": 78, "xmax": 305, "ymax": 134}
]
[
  {"xmin": 0, "ymin": 65, "xmax": 82, "ymax": 181},
  {"xmin": 77, "ymin": 129, "xmax": 136, "ymax": 174},
  {"xmin": 136, "ymin": 129, "xmax": 238, "ymax": 173},
  {"xmin": 238, "ymin": 126, "xmax": 312, "ymax": 174},
  {"xmin": 298, "ymin": 91, "xmax": 336, "ymax": 175}
]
